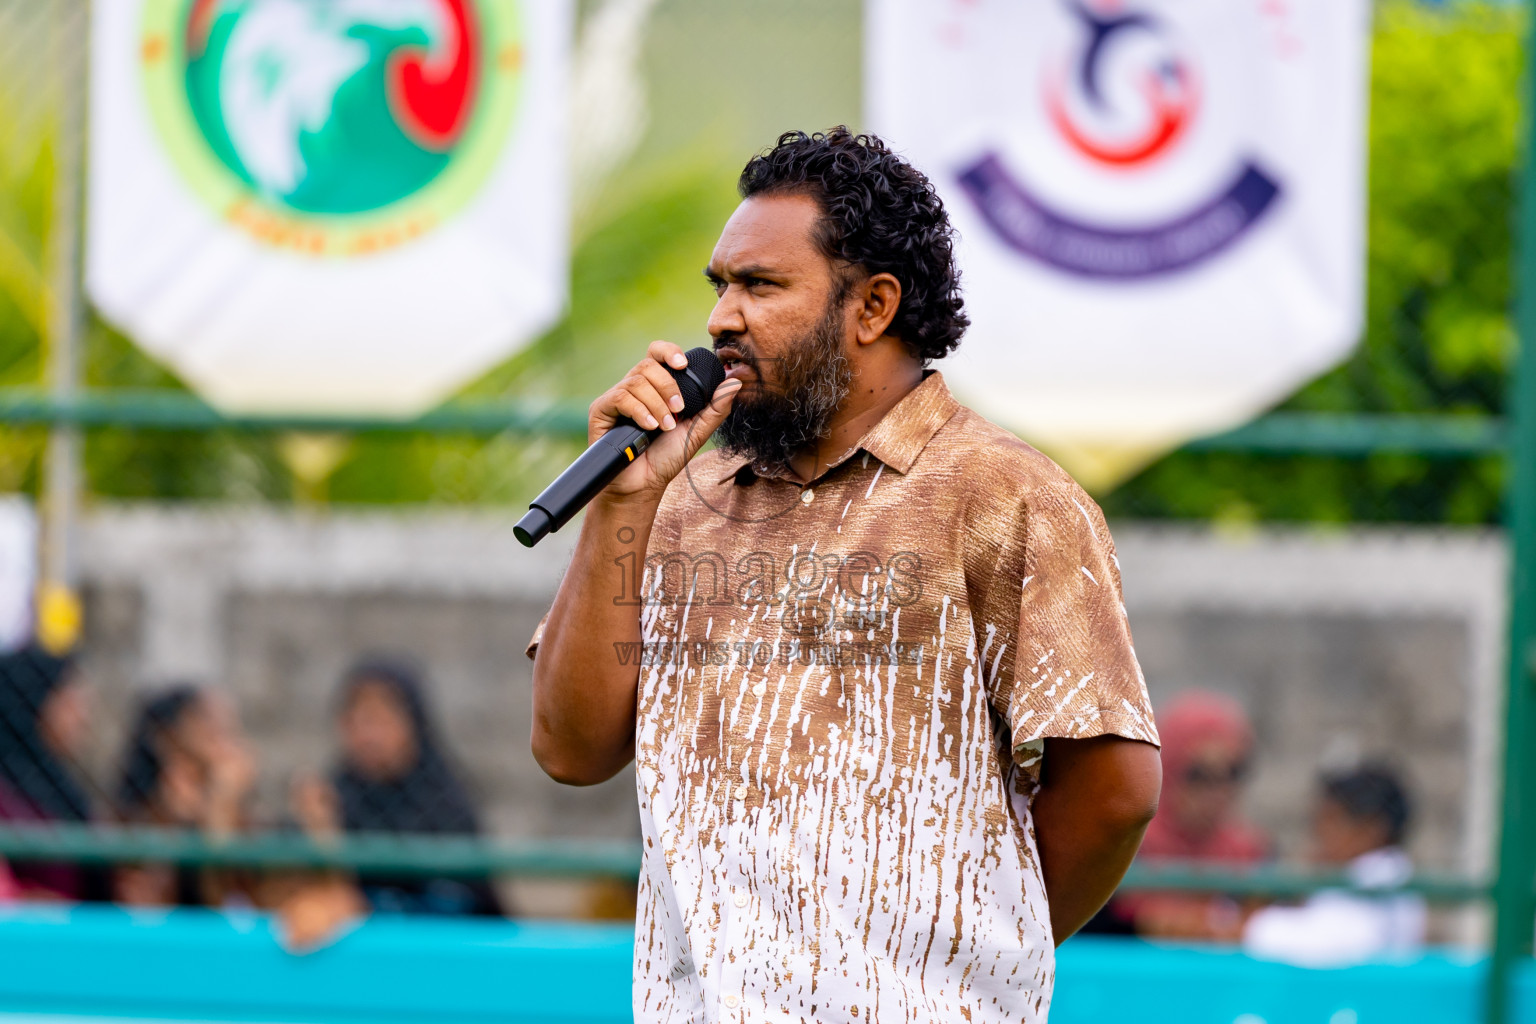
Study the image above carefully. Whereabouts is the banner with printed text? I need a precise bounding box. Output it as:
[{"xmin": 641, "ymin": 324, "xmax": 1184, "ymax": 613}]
[
  {"xmin": 88, "ymin": 0, "xmax": 571, "ymax": 414},
  {"xmin": 868, "ymin": 0, "xmax": 1369, "ymax": 488}
]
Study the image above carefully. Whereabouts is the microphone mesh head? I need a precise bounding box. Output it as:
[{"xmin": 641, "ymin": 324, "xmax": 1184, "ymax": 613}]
[{"xmin": 672, "ymin": 347, "xmax": 727, "ymax": 418}]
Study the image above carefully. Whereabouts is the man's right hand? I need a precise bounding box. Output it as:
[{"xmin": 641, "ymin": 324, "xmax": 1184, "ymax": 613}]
[
  {"xmin": 590, "ymin": 341, "xmax": 742, "ymax": 503},
  {"xmin": 532, "ymin": 342, "xmax": 740, "ymax": 786}
]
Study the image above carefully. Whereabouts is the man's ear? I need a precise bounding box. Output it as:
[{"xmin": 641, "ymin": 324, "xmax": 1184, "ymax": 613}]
[{"xmin": 853, "ymin": 272, "xmax": 902, "ymax": 346}]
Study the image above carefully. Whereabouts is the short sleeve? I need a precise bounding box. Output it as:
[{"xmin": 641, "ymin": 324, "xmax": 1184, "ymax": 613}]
[
  {"xmin": 1006, "ymin": 483, "xmax": 1159, "ymax": 749},
  {"xmin": 525, "ymin": 610, "xmax": 551, "ymax": 661}
]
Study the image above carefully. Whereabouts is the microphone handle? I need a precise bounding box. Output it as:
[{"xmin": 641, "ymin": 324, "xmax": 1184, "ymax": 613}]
[{"xmin": 513, "ymin": 419, "xmax": 654, "ymax": 547}]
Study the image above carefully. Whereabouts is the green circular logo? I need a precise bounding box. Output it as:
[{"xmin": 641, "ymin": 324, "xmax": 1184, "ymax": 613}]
[{"xmin": 141, "ymin": 0, "xmax": 524, "ymax": 255}]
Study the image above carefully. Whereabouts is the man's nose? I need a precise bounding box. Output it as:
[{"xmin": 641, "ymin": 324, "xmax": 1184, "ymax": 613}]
[{"xmin": 707, "ymin": 286, "xmax": 746, "ymax": 339}]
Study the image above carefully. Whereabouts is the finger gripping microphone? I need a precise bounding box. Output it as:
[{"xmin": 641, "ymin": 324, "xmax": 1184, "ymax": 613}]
[{"xmin": 514, "ymin": 347, "xmax": 725, "ymax": 548}]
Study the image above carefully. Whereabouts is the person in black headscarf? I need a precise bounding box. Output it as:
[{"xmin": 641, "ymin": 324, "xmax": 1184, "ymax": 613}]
[
  {"xmin": 116, "ymin": 686, "xmax": 202, "ymax": 822},
  {"xmin": 293, "ymin": 657, "xmax": 503, "ymax": 916},
  {"xmin": 0, "ymin": 644, "xmax": 99, "ymax": 899},
  {"xmin": 113, "ymin": 685, "xmax": 260, "ymax": 907},
  {"xmin": 0, "ymin": 645, "xmax": 91, "ymax": 822}
]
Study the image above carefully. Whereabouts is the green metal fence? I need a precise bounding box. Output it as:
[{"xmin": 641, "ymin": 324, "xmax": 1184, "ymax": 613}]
[
  {"xmin": 0, "ymin": 821, "xmax": 1496, "ymax": 900},
  {"xmin": 0, "ymin": 390, "xmax": 1510, "ymax": 456},
  {"xmin": 1486, "ymin": 4, "xmax": 1536, "ymax": 1019}
]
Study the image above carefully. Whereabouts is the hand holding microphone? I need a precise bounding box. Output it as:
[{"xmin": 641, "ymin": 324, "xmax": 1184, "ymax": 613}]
[{"xmin": 515, "ymin": 343, "xmax": 739, "ymax": 547}]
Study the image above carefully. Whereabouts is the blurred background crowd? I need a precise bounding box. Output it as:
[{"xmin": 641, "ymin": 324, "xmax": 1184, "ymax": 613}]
[
  {"xmin": 0, "ymin": 644, "xmax": 507, "ymax": 944},
  {"xmin": 0, "ymin": 631, "xmax": 1429, "ymax": 963}
]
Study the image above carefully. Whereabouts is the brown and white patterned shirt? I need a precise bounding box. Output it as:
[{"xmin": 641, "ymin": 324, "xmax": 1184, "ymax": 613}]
[{"xmin": 528, "ymin": 370, "xmax": 1158, "ymax": 1023}]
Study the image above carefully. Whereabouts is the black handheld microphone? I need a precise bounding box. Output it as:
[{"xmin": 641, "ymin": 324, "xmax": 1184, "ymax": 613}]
[{"xmin": 514, "ymin": 347, "xmax": 726, "ymax": 547}]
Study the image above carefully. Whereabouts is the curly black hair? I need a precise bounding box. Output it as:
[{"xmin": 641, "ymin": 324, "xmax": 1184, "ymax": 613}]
[{"xmin": 738, "ymin": 127, "xmax": 969, "ymax": 363}]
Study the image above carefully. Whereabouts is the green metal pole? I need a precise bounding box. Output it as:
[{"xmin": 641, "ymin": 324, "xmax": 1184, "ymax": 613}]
[
  {"xmin": 1488, "ymin": 6, "xmax": 1536, "ymax": 1020},
  {"xmin": 38, "ymin": 0, "xmax": 87, "ymax": 646}
]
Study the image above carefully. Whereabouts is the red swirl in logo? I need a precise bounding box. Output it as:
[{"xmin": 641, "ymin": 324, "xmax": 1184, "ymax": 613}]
[
  {"xmin": 1045, "ymin": 1, "xmax": 1198, "ymax": 170},
  {"xmin": 185, "ymin": 0, "xmax": 220, "ymax": 57},
  {"xmin": 389, "ymin": 0, "xmax": 478, "ymax": 151}
]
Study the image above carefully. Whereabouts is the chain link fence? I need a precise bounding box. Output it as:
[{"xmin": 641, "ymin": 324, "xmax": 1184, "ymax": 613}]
[{"xmin": 0, "ymin": 0, "xmax": 1525, "ymax": 973}]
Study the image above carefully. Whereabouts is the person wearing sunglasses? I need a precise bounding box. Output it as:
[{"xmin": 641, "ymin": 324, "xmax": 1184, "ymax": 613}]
[{"xmin": 1104, "ymin": 690, "xmax": 1270, "ymax": 939}]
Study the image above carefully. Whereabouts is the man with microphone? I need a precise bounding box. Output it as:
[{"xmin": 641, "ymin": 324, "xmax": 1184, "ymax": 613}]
[{"xmin": 526, "ymin": 128, "xmax": 1161, "ymax": 1023}]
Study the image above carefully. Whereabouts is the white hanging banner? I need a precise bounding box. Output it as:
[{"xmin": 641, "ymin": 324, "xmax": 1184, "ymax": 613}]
[
  {"xmin": 0, "ymin": 498, "xmax": 36, "ymax": 654},
  {"xmin": 88, "ymin": 0, "xmax": 571, "ymax": 414},
  {"xmin": 867, "ymin": 0, "xmax": 1369, "ymax": 488}
]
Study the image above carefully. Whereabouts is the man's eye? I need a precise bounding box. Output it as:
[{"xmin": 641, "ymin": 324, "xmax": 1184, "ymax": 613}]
[{"xmin": 745, "ymin": 277, "xmax": 771, "ymax": 289}]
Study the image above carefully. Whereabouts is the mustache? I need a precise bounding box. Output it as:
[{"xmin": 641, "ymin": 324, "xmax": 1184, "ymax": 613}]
[
  {"xmin": 713, "ymin": 335, "xmax": 780, "ymax": 398},
  {"xmin": 713, "ymin": 334, "xmax": 759, "ymax": 370},
  {"xmin": 713, "ymin": 297, "xmax": 852, "ymax": 469}
]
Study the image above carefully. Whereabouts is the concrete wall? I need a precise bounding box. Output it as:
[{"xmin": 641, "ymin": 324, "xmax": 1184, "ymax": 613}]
[
  {"xmin": 68, "ymin": 507, "xmax": 1505, "ymax": 885},
  {"xmin": 1116, "ymin": 526, "xmax": 1504, "ymax": 877}
]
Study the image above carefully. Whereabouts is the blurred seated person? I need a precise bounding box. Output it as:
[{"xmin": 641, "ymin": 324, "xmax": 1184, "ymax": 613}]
[
  {"xmin": 292, "ymin": 658, "xmax": 503, "ymax": 916},
  {"xmin": 1243, "ymin": 763, "xmax": 1424, "ymax": 966},
  {"xmin": 0, "ymin": 645, "xmax": 102, "ymax": 900},
  {"xmin": 112, "ymin": 685, "xmax": 258, "ymax": 907},
  {"xmin": 110, "ymin": 683, "xmax": 366, "ymax": 948},
  {"xmin": 1093, "ymin": 690, "xmax": 1270, "ymax": 938}
]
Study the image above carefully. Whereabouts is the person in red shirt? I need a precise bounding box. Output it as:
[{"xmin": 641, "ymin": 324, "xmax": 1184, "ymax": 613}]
[
  {"xmin": 0, "ymin": 854, "xmax": 18, "ymax": 903},
  {"xmin": 0, "ymin": 646, "xmax": 99, "ymax": 901},
  {"xmin": 1106, "ymin": 690, "xmax": 1270, "ymax": 939}
]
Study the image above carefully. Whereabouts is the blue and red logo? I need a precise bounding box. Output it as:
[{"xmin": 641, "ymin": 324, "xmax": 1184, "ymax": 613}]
[{"xmin": 957, "ymin": 0, "xmax": 1282, "ymax": 279}]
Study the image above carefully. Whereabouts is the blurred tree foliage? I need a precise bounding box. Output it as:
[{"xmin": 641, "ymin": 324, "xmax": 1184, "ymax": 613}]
[
  {"xmin": 1103, "ymin": 0, "xmax": 1524, "ymax": 524},
  {"xmin": 0, "ymin": 112, "xmax": 53, "ymax": 496},
  {"xmin": 0, "ymin": 0, "xmax": 1524, "ymax": 521}
]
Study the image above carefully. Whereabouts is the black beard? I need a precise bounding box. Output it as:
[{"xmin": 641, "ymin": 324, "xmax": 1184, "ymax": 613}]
[{"xmin": 715, "ymin": 297, "xmax": 852, "ymax": 472}]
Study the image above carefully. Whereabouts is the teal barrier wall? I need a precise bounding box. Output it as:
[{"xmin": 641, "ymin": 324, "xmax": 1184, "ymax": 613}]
[
  {"xmin": 0, "ymin": 907, "xmax": 632, "ymax": 1024},
  {"xmin": 1056, "ymin": 938, "xmax": 1497, "ymax": 1024},
  {"xmin": 0, "ymin": 907, "xmax": 1532, "ymax": 1024}
]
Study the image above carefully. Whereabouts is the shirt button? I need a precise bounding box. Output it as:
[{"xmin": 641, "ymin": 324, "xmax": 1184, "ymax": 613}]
[
  {"xmin": 724, "ymin": 995, "xmax": 740, "ymax": 1009},
  {"xmin": 734, "ymin": 784, "xmax": 748, "ymax": 800},
  {"xmin": 752, "ymin": 682, "xmax": 767, "ymax": 696},
  {"xmin": 800, "ymin": 487, "xmax": 814, "ymax": 504},
  {"xmin": 733, "ymin": 891, "xmax": 748, "ymax": 909}
]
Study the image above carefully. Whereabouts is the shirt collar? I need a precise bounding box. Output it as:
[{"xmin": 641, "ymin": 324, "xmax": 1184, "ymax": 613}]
[{"xmin": 714, "ymin": 370, "xmax": 960, "ymax": 485}]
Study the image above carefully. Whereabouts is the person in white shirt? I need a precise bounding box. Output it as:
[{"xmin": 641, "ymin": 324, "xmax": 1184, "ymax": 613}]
[{"xmin": 1243, "ymin": 763, "xmax": 1425, "ymax": 967}]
